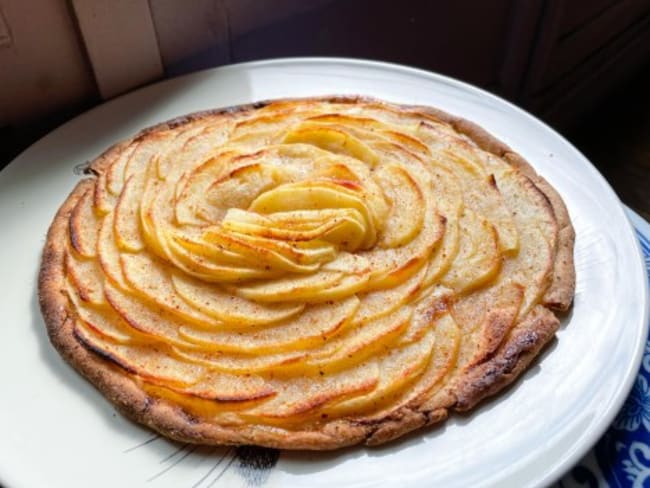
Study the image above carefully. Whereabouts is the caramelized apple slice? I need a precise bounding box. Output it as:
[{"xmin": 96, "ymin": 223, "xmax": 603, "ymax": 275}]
[
  {"xmin": 172, "ymin": 273, "xmax": 305, "ymax": 326},
  {"xmin": 327, "ymin": 328, "xmax": 436, "ymax": 416},
  {"xmin": 97, "ymin": 213, "xmax": 131, "ymax": 290},
  {"xmin": 222, "ymin": 208, "xmax": 368, "ymax": 252},
  {"xmin": 309, "ymin": 306, "xmax": 412, "ymax": 374},
  {"xmin": 201, "ymin": 162, "xmax": 288, "ymax": 217},
  {"xmin": 166, "ymin": 233, "xmax": 278, "ymax": 282},
  {"xmin": 69, "ymin": 189, "xmax": 101, "ymax": 258},
  {"xmin": 441, "ymin": 209, "xmax": 501, "ymax": 293},
  {"xmin": 158, "ymin": 121, "xmax": 232, "ymax": 181},
  {"xmin": 421, "ymin": 167, "xmax": 463, "ymax": 287},
  {"xmin": 451, "ymin": 282, "xmax": 524, "ymax": 369},
  {"xmin": 353, "ymin": 266, "xmax": 427, "ymax": 325},
  {"xmin": 65, "ymin": 282, "xmax": 133, "ymax": 343},
  {"xmin": 178, "ymin": 297, "xmax": 359, "ymax": 354},
  {"xmin": 105, "ymin": 145, "xmax": 136, "ymax": 196},
  {"xmin": 400, "ymin": 285, "xmax": 454, "ymax": 344},
  {"xmin": 74, "ymin": 319, "xmax": 203, "ymax": 386},
  {"xmin": 235, "ymin": 253, "xmax": 370, "ymax": 302},
  {"xmin": 103, "ymin": 281, "xmax": 196, "ymax": 347},
  {"xmin": 500, "ymin": 224, "xmax": 553, "ymax": 316},
  {"xmin": 248, "ymin": 361, "xmax": 379, "ymax": 419},
  {"xmin": 93, "ymin": 170, "xmax": 117, "ymax": 215},
  {"xmin": 363, "ymin": 212, "xmax": 445, "ymax": 291},
  {"xmin": 356, "ymin": 312, "xmax": 460, "ymax": 420},
  {"xmin": 138, "ymin": 177, "xmax": 168, "ymax": 259},
  {"xmin": 464, "ymin": 175, "xmax": 519, "ymax": 254},
  {"xmin": 64, "ymin": 248, "xmax": 105, "ymax": 306},
  {"xmin": 170, "ymin": 347, "xmax": 308, "ymax": 374},
  {"xmin": 119, "ymin": 252, "xmax": 218, "ymax": 327},
  {"xmin": 113, "ymin": 173, "xmax": 146, "ymax": 252},
  {"xmin": 373, "ymin": 163, "xmax": 425, "ymax": 248},
  {"xmin": 283, "ymin": 123, "xmax": 379, "ymax": 167},
  {"xmin": 249, "ymin": 181, "xmax": 378, "ymax": 249},
  {"xmin": 123, "ymin": 131, "xmax": 174, "ymax": 181},
  {"xmin": 198, "ymin": 226, "xmax": 333, "ymax": 274},
  {"xmin": 170, "ymin": 371, "xmax": 275, "ymax": 402}
]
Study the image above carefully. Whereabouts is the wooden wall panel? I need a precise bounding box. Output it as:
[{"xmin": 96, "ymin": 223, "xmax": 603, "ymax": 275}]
[
  {"xmin": 71, "ymin": 0, "xmax": 164, "ymax": 99},
  {"xmin": 0, "ymin": 0, "xmax": 96, "ymax": 125}
]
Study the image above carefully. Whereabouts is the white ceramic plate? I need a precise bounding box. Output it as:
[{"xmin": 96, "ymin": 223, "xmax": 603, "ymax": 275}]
[{"xmin": 0, "ymin": 58, "xmax": 647, "ymax": 488}]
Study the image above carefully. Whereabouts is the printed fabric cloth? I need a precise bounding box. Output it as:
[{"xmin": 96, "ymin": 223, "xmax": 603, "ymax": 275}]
[{"xmin": 558, "ymin": 210, "xmax": 650, "ymax": 488}]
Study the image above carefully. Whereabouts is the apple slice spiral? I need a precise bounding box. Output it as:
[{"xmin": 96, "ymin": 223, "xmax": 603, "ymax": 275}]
[{"xmin": 42, "ymin": 96, "xmax": 575, "ymax": 449}]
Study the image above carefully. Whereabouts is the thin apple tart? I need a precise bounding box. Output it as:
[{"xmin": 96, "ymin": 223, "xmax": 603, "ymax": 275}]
[{"xmin": 39, "ymin": 96, "xmax": 575, "ymax": 449}]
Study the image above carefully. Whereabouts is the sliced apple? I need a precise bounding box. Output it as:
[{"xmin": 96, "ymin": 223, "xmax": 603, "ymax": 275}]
[
  {"xmin": 222, "ymin": 207, "xmax": 368, "ymax": 252},
  {"xmin": 138, "ymin": 177, "xmax": 168, "ymax": 259},
  {"xmin": 202, "ymin": 224, "xmax": 337, "ymax": 268},
  {"xmin": 65, "ymin": 282, "xmax": 133, "ymax": 343},
  {"xmin": 123, "ymin": 131, "xmax": 174, "ymax": 182},
  {"xmin": 93, "ymin": 170, "xmax": 117, "ymax": 215},
  {"xmin": 166, "ymin": 232, "xmax": 278, "ymax": 282},
  {"xmin": 327, "ymin": 328, "xmax": 435, "ymax": 416},
  {"xmin": 103, "ymin": 281, "xmax": 195, "ymax": 347},
  {"xmin": 441, "ymin": 208, "xmax": 502, "ymax": 293},
  {"xmin": 158, "ymin": 121, "xmax": 232, "ymax": 181},
  {"xmin": 68, "ymin": 189, "xmax": 101, "ymax": 258},
  {"xmin": 373, "ymin": 163, "xmax": 425, "ymax": 248},
  {"xmin": 96, "ymin": 213, "xmax": 131, "ymax": 290},
  {"xmin": 119, "ymin": 252, "xmax": 218, "ymax": 327},
  {"xmin": 417, "ymin": 125, "xmax": 520, "ymax": 255},
  {"xmin": 363, "ymin": 211, "xmax": 445, "ymax": 291},
  {"xmin": 172, "ymin": 272, "xmax": 305, "ymax": 326},
  {"xmin": 156, "ymin": 124, "xmax": 206, "ymax": 179},
  {"xmin": 462, "ymin": 177, "xmax": 519, "ymax": 254},
  {"xmin": 74, "ymin": 319, "xmax": 206, "ymax": 387},
  {"xmin": 309, "ymin": 306, "xmax": 412, "ymax": 374},
  {"xmin": 178, "ymin": 155, "xmax": 277, "ymax": 226},
  {"xmin": 304, "ymin": 113, "xmax": 386, "ymax": 133},
  {"xmin": 421, "ymin": 167, "xmax": 463, "ymax": 287},
  {"xmin": 235, "ymin": 253, "xmax": 370, "ymax": 302},
  {"xmin": 170, "ymin": 228, "xmax": 281, "ymax": 268},
  {"xmin": 105, "ymin": 144, "xmax": 135, "ymax": 196},
  {"xmin": 64, "ymin": 248, "xmax": 105, "ymax": 306},
  {"xmin": 500, "ymin": 224, "xmax": 552, "ymax": 316},
  {"xmin": 230, "ymin": 113, "xmax": 293, "ymax": 146},
  {"xmin": 203, "ymin": 162, "xmax": 287, "ymax": 216},
  {"xmin": 422, "ymin": 212, "xmax": 460, "ymax": 287},
  {"xmin": 113, "ymin": 172, "xmax": 146, "ymax": 252},
  {"xmin": 378, "ymin": 129, "xmax": 432, "ymax": 158},
  {"xmin": 355, "ymin": 311, "xmax": 460, "ymax": 420},
  {"xmin": 400, "ymin": 285, "xmax": 454, "ymax": 344},
  {"xmin": 170, "ymin": 371, "xmax": 275, "ymax": 403},
  {"xmin": 283, "ymin": 123, "xmax": 379, "ymax": 167},
  {"xmin": 353, "ymin": 265, "xmax": 427, "ymax": 325},
  {"xmin": 178, "ymin": 296, "xmax": 359, "ymax": 354},
  {"xmin": 247, "ymin": 361, "xmax": 379, "ymax": 419},
  {"xmin": 170, "ymin": 347, "xmax": 307, "ymax": 374}
]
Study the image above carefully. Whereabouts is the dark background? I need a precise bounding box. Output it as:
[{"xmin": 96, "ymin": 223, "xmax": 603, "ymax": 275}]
[{"xmin": 1, "ymin": 0, "xmax": 649, "ymax": 219}]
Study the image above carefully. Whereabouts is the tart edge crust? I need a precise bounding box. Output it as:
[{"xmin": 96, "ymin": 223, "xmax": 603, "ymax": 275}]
[{"xmin": 38, "ymin": 96, "xmax": 575, "ymax": 449}]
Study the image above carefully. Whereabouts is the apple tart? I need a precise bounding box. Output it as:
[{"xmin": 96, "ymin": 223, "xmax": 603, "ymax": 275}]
[{"xmin": 39, "ymin": 96, "xmax": 575, "ymax": 449}]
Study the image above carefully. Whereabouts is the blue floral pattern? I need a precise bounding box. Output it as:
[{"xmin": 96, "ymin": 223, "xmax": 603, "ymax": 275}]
[
  {"xmin": 560, "ymin": 227, "xmax": 650, "ymax": 488},
  {"xmin": 613, "ymin": 376, "xmax": 650, "ymax": 432}
]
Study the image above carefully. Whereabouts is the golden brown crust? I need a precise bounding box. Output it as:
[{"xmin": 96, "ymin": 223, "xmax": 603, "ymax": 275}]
[
  {"xmin": 451, "ymin": 305, "xmax": 560, "ymax": 411},
  {"xmin": 38, "ymin": 95, "xmax": 575, "ymax": 449}
]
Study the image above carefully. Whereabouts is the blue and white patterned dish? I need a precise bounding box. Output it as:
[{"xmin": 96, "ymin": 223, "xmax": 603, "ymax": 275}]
[{"xmin": 559, "ymin": 210, "xmax": 650, "ymax": 488}]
